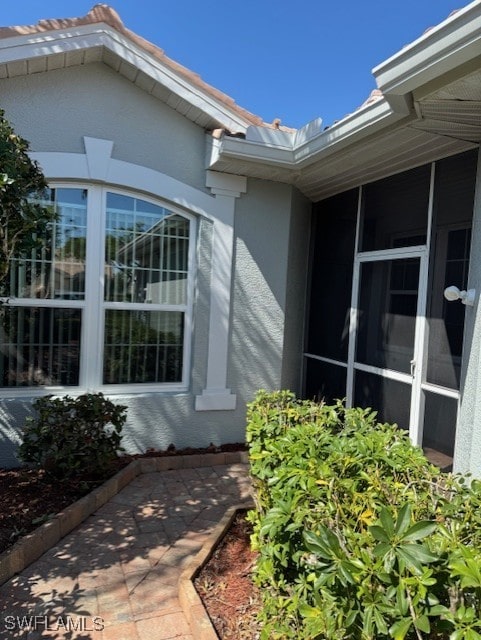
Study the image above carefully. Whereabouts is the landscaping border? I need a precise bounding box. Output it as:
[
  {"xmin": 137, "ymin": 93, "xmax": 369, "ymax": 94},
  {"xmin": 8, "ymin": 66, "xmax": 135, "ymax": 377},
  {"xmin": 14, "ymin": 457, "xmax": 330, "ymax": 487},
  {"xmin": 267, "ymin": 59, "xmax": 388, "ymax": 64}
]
[
  {"xmin": 0, "ymin": 451, "xmax": 249, "ymax": 586},
  {"xmin": 178, "ymin": 502, "xmax": 255, "ymax": 640}
]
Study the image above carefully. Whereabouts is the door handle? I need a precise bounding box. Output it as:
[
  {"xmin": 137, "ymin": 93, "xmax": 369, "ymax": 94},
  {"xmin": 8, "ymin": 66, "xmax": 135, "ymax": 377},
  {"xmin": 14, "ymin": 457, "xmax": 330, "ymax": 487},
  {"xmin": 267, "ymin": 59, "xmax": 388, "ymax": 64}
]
[{"xmin": 410, "ymin": 359, "xmax": 416, "ymax": 377}]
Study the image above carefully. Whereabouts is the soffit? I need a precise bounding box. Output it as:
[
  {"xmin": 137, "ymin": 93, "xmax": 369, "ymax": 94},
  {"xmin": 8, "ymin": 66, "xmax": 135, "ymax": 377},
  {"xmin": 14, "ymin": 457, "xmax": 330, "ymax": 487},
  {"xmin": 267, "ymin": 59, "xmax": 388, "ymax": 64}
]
[
  {"xmin": 304, "ymin": 68, "xmax": 481, "ymax": 201},
  {"xmin": 209, "ymin": 2, "xmax": 481, "ymax": 202},
  {"xmin": 0, "ymin": 40, "xmax": 251, "ymax": 133},
  {"xmin": 412, "ymin": 68, "xmax": 481, "ymax": 143},
  {"xmin": 209, "ymin": 63, "xmax": 481, "ymax": 202},
  {"xmin": 211, "ymin": 123, "xmax": 475, "ymax": 202}
]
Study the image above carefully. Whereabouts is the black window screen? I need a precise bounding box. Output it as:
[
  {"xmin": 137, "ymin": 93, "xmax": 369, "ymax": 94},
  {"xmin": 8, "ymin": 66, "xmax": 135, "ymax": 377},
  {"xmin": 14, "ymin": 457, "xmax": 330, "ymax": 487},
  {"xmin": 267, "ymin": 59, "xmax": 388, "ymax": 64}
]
[{"xmin": 306, "ymin": 189, "xmax": 358, "ymax": 362}]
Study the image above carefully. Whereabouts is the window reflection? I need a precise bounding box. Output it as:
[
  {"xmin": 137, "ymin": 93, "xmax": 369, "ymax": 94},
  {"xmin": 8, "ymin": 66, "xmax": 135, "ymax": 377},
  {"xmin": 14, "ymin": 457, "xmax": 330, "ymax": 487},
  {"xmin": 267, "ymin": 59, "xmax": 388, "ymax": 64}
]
[
  {"xmin": 104, "ymin": 194, "xmax": 189, "ymax": 305},
  {"xmin": 8, "ymin": 188, "xmax": 87, "ymax": 300}
]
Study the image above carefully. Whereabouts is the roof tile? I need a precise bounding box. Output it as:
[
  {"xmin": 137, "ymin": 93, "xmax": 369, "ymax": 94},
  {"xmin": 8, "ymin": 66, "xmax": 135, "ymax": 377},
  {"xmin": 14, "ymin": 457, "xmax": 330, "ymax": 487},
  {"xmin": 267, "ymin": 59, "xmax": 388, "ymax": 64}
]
[{"xmin": 0, "ymin": 3, "xmax": 288, "ymax": 131}]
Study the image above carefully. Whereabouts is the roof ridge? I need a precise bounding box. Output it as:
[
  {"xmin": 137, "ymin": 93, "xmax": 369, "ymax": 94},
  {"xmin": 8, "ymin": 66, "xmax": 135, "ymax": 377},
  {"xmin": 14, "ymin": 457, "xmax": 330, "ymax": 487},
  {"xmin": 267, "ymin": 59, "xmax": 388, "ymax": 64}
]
[{"xmin": 0, "ymin": 4, "xmax": 122, "ymax": 37}]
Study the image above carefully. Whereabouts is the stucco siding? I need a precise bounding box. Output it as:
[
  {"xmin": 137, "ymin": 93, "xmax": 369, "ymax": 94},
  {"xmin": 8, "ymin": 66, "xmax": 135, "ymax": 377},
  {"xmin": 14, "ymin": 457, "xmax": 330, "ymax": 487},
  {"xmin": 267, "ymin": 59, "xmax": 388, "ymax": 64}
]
[
  {"xmin": 0, "ymin": 62, "xmax": 207, "ymax": 193},
  {"xmin": 230, "ymin": 178, "xmax": 295, "ymax": 404},
  {"xmin": 454, "ymin": 147, "xmax": 481, "ymax": 475}
]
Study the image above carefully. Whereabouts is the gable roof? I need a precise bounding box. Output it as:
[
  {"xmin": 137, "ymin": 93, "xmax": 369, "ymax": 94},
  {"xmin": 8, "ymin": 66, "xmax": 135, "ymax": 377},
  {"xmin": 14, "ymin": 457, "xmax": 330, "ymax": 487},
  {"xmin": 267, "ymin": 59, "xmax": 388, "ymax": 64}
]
[
  {"xmin": 0, "ymin": 2, "xmax": 480, "ymax": 202},
  {"xmin": 0, "ymin": 3, "xmax": 280, "ymax": 134}
]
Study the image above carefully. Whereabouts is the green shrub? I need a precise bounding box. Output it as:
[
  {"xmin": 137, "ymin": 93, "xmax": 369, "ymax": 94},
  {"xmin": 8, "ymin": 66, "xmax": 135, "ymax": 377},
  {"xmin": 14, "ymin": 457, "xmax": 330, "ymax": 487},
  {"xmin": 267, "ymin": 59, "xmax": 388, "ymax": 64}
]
[
  {"xmin": 19, "ymin": 393, "xmax": 127, "ymax": 480},
  {"xmin": 247, "ymin": 390, "xmax": 481, "ymax": 640}
]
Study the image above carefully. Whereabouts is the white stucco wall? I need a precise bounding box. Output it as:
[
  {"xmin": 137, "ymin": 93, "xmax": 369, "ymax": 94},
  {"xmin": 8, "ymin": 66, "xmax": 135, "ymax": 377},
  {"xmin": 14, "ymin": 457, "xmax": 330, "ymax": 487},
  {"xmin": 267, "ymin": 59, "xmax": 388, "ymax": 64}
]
[
  {"xmin": 0, "ymin": 62, "xmax": 311, "ymax": 467},
  {"xmin": 454, "ymin": 147, "xmax": 481, "ymax": 475},
  {"xmin": 0, "ymin": 63, "xmax": 207, "ymax": 193},
  {"xmin": 230, "ymin": 178, "xmax": 300, "ymax": 400}
]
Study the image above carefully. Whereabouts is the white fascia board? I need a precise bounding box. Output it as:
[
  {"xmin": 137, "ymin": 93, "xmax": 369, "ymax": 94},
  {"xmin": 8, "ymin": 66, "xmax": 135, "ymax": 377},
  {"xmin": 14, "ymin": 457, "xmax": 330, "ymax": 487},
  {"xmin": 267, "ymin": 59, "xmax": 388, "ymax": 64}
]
[
  {"xmin": 292, "ymin": 99, "xmax": 405, "ymax": 165},
  {"xmin": 208, "ymin": 98, "xmax": 407, "ymax": 171},
  {"xmin": 0, "ymin": 25, "xmax": 118, "ymax": 62},
  {"xmin": 215, "ymin": 135, "xmax": 295, "ymax": 168},
  {"xmin": 373, "ymin": 0, "xmax": 481, "ymax": 96},
  {"xmin": 0, "ymin": 23, "xmax": 254, "ymax": 132}
]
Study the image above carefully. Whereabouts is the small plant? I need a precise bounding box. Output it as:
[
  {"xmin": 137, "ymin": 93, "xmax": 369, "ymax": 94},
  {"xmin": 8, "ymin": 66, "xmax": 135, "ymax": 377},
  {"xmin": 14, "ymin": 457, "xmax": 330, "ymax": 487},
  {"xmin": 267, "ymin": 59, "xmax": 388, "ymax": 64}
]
[{"xmin": 19, "ymin": 393, "xmax": 127, "ymax": 480}]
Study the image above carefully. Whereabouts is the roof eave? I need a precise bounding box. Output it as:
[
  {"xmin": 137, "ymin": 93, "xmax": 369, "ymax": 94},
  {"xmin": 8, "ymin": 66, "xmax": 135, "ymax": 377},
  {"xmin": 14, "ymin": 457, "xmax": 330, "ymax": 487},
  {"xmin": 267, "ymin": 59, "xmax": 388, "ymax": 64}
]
[
  {"xmin": 373, "ymin": 0, "xmax": 481, "ymax": 99},
  {"xmin": 209, "ymin": 1, "xmax": 481, "ymax": 194},
  {"xmin": 0, "ymin": 21, "xmax": 258, "ymax": 133},
  {"xmin": 208, "ymin": 97, "xmax": 408, "ymax": 174}
]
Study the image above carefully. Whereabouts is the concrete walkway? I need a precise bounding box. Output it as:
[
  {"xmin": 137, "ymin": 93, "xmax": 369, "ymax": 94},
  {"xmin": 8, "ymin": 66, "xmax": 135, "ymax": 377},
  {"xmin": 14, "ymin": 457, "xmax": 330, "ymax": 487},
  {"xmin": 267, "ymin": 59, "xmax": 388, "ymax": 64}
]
[{"xmin": 0, "ymin": 462, "xmax": 252, "ymax": 639}]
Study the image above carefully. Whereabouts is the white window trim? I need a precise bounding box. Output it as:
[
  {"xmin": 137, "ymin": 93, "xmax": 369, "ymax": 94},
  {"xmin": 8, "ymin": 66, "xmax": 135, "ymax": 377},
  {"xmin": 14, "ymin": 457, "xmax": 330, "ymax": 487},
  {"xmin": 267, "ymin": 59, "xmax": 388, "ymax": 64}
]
[
  {"xmin": 2, "ymin": 137, "xmax": 247, "ymax": 409},
  {"xmin": 2, "ymin": 182, "xmax": 196, "ymax": 395}
]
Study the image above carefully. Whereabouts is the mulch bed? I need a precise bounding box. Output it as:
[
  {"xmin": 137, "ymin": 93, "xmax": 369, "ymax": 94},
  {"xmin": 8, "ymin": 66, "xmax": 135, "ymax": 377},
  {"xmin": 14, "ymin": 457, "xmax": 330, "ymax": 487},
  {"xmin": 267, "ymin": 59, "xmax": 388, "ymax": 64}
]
[
  {"xmin": 0, "ymin": 459, "xmax": 130, "ymax": 554},
  {"xmin": 194, "ymin": 510, "xmax": 262, "ymax": 639}
]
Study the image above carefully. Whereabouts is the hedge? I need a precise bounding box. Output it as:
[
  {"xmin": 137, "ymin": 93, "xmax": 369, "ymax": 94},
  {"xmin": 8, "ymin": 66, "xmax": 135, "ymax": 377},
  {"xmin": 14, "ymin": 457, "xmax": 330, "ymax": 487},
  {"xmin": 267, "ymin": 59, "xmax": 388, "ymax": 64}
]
[{"xmin": 246, "ymin": 390, "xmax": 481, "ymax": 640}]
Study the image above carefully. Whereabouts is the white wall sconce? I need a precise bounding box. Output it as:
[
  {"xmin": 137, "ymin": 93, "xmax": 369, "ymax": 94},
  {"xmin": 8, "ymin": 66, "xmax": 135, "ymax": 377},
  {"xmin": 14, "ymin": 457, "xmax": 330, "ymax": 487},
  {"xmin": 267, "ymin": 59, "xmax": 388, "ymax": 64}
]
[{"xmin": 444, "ymin": 285, "xmax": 476, "ymax": 306}]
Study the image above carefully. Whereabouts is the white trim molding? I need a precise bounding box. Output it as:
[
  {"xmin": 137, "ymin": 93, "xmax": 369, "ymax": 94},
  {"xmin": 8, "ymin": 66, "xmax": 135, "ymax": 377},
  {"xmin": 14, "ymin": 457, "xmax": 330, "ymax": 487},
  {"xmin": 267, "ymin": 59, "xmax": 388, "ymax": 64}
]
[
  {"xmin": 195, "ymin": 171, "xmax": 247, "ymax": 411},
  {"xmin": 32, "ymin": 138, "xmax": 223, "ymax": 221},
  {"xmin": 30, "ymin": 143, "xmax": 247, "ymax": 411}
]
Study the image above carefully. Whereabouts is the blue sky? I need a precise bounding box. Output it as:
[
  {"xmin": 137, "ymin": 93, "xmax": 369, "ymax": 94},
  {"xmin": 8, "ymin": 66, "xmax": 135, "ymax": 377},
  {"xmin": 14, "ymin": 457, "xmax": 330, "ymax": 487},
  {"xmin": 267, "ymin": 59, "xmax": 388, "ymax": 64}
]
[{"xmin": 1, "ymin": 1, "xmax": 469, "ymax": 129}]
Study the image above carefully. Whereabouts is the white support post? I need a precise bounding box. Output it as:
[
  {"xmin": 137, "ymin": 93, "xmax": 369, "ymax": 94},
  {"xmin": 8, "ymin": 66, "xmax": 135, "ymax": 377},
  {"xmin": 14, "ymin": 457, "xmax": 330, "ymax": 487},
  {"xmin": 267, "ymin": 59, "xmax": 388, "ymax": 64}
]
[{"xmin": 195, "ymin": 171, "xmax": 246, "ymax": 411}]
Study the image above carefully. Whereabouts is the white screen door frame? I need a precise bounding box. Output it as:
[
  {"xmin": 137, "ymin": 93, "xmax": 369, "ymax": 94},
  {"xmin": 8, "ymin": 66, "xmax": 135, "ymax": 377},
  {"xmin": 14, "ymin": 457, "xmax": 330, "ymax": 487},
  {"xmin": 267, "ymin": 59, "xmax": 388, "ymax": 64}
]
[{"xmin": 346, "ymin": 246, "xmax": 429, "ymax": 446}]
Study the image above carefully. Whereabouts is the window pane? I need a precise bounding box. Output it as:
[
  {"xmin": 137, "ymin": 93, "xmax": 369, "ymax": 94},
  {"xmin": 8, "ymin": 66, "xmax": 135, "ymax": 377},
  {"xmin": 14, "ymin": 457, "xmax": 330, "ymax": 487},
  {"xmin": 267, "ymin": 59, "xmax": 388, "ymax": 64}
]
[
  {"xmin": 422, "ymin": 391, "xmax": 457, "ymax": 457},
  {"xmin": 304, "ymin": 358, "xmax": 346, "ymax": 403},
  {"xmin": 306, "ymin": 189, "xmax": 357, "ymax": 361},
  {"xmin": 354, "ymin": 370, "xmax": 411, "ymax": 428},
  {"xmin": 8, "ymin": 188, "xmax": 87, "ymax": 300},
  {"xmin": 0, "ymin": 307, "xmax": 81, "ymax": 386},
  {"xmin": 105, "ymin": 194, "xmax": 189, "ymax": 304},
  {"xmin": 103, "ymin": 310, "xmax": 184, "ymax": 384},
  {"xmin": 360, "ymin": 165, "xmax": 430, "ymax": 252}
]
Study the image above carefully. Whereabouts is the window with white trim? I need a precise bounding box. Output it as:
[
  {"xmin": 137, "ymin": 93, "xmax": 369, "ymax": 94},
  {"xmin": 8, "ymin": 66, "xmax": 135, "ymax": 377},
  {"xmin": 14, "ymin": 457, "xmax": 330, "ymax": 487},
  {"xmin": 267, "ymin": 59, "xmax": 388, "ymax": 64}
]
[{"xmin": 1, "ymin": 185, "xmax": 195, "ymax": 391}]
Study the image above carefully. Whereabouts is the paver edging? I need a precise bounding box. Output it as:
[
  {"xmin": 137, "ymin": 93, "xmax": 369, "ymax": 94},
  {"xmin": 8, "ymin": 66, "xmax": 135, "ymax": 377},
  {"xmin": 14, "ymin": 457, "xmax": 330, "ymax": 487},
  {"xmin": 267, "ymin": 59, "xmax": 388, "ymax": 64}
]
[
  {"xmin": 0, "ymin": 460, "xmax": 141, "ymax": 586},
  {"xmin": 179, "ymin": 501, "xmax": 255, "ymax": 640},
  {"xmin": 0, "ymin": 450, "xmax": 249, "ymax": 586}
]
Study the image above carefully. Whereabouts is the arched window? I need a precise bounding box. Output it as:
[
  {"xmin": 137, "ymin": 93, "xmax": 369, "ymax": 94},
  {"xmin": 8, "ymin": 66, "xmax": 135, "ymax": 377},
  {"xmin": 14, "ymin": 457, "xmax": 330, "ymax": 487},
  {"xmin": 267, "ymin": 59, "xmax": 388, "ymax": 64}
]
[{"xmin": 1, "ymin": 185, "xmax": 195, "ymax": 392}]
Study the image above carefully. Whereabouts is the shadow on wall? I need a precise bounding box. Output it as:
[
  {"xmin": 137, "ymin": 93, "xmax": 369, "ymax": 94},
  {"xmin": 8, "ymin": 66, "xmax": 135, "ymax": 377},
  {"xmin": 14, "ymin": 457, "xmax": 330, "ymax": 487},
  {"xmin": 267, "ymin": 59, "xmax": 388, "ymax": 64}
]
[
  {"xmin": 229, "ymin": 180, "xmax": 310, "ymax": 401},
  {"xmin": 229, "ymin": 239, "xmax": 284, "ymax": 403},
  {"xmin": 0, "ymin": 398, "xmax": 36, "ymax": 468},
  {"xmin": 118, "ymin": 393, "xmax": 191, "ymax": 455}
]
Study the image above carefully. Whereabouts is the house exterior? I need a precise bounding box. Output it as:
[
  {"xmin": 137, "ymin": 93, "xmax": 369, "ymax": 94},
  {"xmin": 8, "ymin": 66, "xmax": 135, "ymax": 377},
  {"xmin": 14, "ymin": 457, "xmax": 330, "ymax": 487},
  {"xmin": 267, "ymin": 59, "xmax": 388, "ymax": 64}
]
[{"xmin": 0, "ymin": 2, "xmax": 480, "ymax": 475}]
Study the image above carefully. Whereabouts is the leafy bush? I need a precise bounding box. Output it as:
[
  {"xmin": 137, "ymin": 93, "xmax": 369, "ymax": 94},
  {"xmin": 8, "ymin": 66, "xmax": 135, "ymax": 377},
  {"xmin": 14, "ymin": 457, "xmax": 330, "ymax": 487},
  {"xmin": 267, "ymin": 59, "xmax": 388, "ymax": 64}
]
[
  {"xmin": 19, "ymin": 393, "xmax": 127, "ymax": 480},
  {"xmin": 247, "ymin": 390, "xmax": 481, "ymax": 640},
  {"xmin": 0, "ymin": 108, "xmax": 55, "ymax": 293}
]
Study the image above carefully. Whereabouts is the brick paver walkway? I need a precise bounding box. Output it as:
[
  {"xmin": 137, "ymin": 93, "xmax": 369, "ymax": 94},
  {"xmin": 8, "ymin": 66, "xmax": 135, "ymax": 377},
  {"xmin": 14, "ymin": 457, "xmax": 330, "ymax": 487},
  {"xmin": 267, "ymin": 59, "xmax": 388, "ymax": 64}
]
[{"xmin": 0, "ymin": 463, "xmax": 251, "ymax": 639}]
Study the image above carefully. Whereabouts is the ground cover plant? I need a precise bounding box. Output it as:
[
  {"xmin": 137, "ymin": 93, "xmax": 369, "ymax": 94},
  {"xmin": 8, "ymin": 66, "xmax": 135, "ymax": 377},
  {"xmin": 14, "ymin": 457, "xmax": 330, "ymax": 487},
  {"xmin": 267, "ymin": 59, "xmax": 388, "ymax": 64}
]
[{"xmin": 247, "ymin": 390, "xmax": 481, "ymax": 640}]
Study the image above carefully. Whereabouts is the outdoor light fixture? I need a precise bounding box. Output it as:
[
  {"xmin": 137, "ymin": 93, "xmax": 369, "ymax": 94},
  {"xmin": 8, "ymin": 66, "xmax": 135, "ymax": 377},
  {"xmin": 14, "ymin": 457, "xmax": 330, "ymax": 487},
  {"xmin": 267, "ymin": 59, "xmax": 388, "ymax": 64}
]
[{"xmin": 444, "ymin": 285, "xmax": 476, "ymax": 306}]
